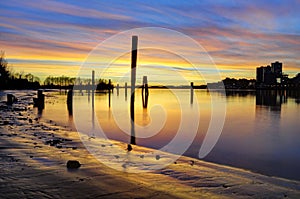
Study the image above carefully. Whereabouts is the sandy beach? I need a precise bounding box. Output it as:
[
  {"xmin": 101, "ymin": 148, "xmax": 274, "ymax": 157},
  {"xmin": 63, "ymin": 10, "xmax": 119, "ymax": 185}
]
[{"xmin": 1, "ymin": 92, "xmax": 300, "ymax": 199}]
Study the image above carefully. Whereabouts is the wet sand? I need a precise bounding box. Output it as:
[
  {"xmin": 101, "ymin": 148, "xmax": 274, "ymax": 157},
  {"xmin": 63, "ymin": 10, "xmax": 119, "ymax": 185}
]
[{"xmin": 0, "ymin": 93, "xmax": 300, "ymax": 198}]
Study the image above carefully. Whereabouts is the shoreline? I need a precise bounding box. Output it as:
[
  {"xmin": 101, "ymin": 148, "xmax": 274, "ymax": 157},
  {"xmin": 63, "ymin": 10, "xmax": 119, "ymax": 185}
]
[{"xmin": 0, "ymin": 92, "xmax": 300, "ymax": 198}]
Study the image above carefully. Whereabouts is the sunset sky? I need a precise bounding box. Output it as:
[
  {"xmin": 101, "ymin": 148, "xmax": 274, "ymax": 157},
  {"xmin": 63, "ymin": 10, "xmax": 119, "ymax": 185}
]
[{"xmin": 0, "ymin": 0, "xmax": 299, "ymax": 84}]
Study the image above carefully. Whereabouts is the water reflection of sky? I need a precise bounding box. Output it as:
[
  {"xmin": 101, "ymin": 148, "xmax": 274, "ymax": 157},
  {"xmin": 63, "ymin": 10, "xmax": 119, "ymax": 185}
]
[{"xmin": 36, "ymin": 89, "xmax": 300, "ymax": 181}]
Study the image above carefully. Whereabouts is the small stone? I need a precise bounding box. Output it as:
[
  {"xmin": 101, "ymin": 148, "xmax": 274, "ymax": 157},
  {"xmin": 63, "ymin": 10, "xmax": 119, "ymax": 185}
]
[
  {"xmin": 67, "ymin": 160, "xmax": 81, "ymax": 169},
  {"xmin": 189, "ymin": 160, "xmax": 195, "ymax": 166},
  {"xmin": 155, "ymin": 155, "xmax": 160, "ymax": 160}
]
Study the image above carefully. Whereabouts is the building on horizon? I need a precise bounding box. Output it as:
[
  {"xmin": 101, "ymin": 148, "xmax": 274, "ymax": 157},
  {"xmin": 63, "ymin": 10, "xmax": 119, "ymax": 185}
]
[
  {"xmin": 271, "ymin": 61, "xmax": 282, "ymax": 78},
  {"xmin": 256, "ymin": 61, "xmax": 285, "ymax": 88}
]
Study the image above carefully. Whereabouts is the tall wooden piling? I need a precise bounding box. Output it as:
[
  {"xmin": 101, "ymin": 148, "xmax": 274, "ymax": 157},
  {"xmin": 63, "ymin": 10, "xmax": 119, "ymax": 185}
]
[
  {"xmin": 108, "ymin": 79, "xmax": 111, "ymax": 108},
  {"xmin": 92, "ymin": 71, "xmax": 95, "ymax": 129},
  {"xmin": 130, "ymin": 35, "xmax": 138, "ymax": 145}
]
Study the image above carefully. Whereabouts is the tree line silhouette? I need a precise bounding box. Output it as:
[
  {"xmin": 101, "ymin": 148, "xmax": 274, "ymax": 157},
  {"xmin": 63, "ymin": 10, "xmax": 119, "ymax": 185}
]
[
  {"xmin": 0, "ymin": 51, "xmax": 112, "ymax": 90},
  {"xmin": 43, "ymin": 75, "xmax": 113, "ymax": 90}
]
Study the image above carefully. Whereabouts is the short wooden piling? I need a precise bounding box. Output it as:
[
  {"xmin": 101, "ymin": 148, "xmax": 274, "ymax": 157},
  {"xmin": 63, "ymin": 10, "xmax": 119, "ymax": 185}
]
[
  {"xmin": 108, "ymin": 79, "xmax": 111, "ymax": 108},
  {"xmin": 92, "ymin": 71, "xmax": 95, "ymax": 91},
  {"xmin": 125, "ymin": 82, "xmax": 128, "ymax": 101},
  {"xmin": 116, "ymin": 84, "xmax": 119, "ymax": 96},
  {"xmin": 33, "ymin": 89, "xmax": 45, "ymax": 109},
  {"xmin": 190, "ymin": 82, "xmax": 194, "ymax": 105},
  {"xmin": 67, "ymin": 89, "xmax": 73, "ymax": 115},
  {"xmin": 7, "ymin": 94, "xmax": 17, "ymax": 105},
  {"xmin": 142, "ymin": 76, "xmax": 149, "ymax": 108}
]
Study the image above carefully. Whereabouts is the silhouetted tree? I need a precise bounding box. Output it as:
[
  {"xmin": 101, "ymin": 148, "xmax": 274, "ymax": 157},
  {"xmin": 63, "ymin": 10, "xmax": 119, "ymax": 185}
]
[
  {"xmin": 0, "ymin": 51, "xmax": 41, "ymax": 89},
  {"xmin": 0, "ymin": 51, "xmax": 10, "ymax": 89}
]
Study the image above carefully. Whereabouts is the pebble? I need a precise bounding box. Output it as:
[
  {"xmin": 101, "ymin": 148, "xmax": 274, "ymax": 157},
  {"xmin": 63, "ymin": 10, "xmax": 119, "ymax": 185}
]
[{"xmin": 67, "ymin": 160, "xmax": 81, "ymax": 169}]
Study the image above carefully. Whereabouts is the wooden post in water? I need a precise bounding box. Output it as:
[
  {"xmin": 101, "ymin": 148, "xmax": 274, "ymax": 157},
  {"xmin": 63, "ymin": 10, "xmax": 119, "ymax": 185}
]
[
  {"xmin": 142, "ymin": 76, "xmax": 149, "ymax": 108},
  {"xmin": 130, "ymin": 35, "xmax": 138, "ymax": 145},
  {"xmin": 190, "ymin": 82, "xmax": 194, "ymax": 105},
  {"xmin": 125, "ymin": 82, "xmax": 128, "ymax": 101},
  {"xmin": 108, "ymin": 79, "xmax": 111, "ymax": 108},
  {"xmin": 92, "ymin": 71, "xmax": 95, "ymax": 90},
  {"xmin": 33, "ymin": 89, "xmax": 45, "ymax": 110},
  {"xmin": 7, "ymin": 94, "xmax": 16, "ymax": 105},
  {"xmin": 67, "ymin": 89, "xmax": 73, "ymax": 116},
  {"xmin": 87, "ymin": 82, "xmax": 90, "ymax": 103},
  {"xmin": 92, "ymin": 71, "xmax": 95, "ymax": 130},
  {"xmin": 116, "ymin": 84, "xmax": 119, "ymax": 96}
]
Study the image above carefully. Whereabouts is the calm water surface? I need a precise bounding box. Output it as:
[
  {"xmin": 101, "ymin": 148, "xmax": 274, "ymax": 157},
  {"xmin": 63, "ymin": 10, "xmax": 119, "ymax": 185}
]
[{"xmin": 33, "ymin": 89, "xmax": 300, "ymax": 181}]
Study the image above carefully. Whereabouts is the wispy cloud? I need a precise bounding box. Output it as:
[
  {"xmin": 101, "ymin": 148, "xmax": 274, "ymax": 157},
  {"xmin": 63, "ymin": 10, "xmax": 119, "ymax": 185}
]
[{"xmin": 0, "ymin": 0, "xmax": 299, "ymax": 83}]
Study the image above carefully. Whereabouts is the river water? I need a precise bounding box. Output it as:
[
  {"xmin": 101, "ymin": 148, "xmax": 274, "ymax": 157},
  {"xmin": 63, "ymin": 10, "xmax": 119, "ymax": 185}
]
[{"xmin": 2, "ymin": 89, "xmax": 299, "ymax": 181}]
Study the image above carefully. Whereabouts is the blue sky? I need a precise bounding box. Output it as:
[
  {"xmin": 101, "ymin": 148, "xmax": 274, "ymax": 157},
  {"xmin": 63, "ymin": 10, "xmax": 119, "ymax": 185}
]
[{"xmin": 0, "ymin": 0, "xmax": 299, "ymax": 84}]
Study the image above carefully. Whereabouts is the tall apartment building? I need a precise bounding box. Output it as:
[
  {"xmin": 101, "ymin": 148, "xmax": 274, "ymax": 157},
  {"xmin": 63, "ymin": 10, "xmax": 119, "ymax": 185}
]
[{"xmin": 256, "ymin": 61, "xmax": 283, "ymax": 86}]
